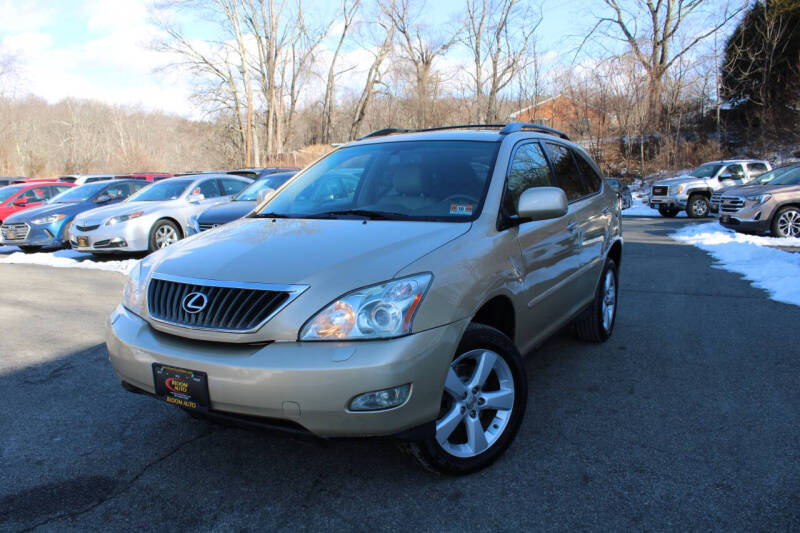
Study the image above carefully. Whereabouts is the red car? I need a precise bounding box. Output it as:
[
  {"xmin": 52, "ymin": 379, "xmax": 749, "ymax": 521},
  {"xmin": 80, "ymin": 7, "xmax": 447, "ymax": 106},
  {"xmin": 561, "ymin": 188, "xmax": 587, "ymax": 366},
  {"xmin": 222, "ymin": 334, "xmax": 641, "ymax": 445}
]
[{"xmin": 0, "ymin": 182, "xmax": 74, "ymax": 224}]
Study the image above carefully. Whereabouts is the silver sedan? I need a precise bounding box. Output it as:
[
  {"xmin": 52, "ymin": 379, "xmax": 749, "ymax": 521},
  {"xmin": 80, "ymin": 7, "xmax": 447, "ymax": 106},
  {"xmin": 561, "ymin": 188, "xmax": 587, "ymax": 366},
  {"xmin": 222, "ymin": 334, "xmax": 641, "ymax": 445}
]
[{"xmin": 69, "ymin": 174, "xmax": 250, "ymax": 254}]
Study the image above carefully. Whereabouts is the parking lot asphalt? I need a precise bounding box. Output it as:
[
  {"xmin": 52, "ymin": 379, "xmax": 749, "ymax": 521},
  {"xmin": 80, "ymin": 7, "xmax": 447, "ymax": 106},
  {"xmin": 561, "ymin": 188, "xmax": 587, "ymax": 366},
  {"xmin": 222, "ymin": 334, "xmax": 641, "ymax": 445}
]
[{"xmin": 1, "ymin": 217, "xmax": 798, "ymax": 532}]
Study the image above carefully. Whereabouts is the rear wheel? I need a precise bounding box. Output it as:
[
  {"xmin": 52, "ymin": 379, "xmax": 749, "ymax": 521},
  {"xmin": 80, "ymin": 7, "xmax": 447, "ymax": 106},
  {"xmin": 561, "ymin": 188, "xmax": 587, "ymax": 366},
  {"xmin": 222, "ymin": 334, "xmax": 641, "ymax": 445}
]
[
  {"xmin": 574, "ymin": 258, "xmax": 618, "ymax": 343},
  {"xmin": 771, "ymin": 206, "xmax": 800, "ymax": 238},
  {"xmin": 686, "ymin": 194, "xmax": 709, "ymax": 218},
  {"xmin": 403, "ymin": 323, "xmax": 527, "ymax": 475},
  {"xmin": 148, "ymin": 220, "xmax": 181, "ymax": 252},
  {"xmin": 658, "ymin": 206, "xmax": 679, "ymax": 218}
]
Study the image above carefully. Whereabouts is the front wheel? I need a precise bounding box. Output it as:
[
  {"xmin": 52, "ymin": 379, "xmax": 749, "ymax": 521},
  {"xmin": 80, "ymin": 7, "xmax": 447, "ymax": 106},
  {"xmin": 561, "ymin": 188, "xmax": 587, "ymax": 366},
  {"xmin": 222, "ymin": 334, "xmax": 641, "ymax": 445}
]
[
  {"xmin": 686, "ymin": 194, "xmax": 709, "ymax": 218},
  {"xmin": 403, "ymin": 323, "xmax": 527, "ymax": 475},
  {"xmin": 771, "ymin": 206, "xmax": 800, "ymax": 238},
  {"xmin": 148, "ymin": 220, "xmax": 182, "ymax": 252},
  {"xmin": 658, "ymin": 206, "xmax": 679, "ymax": 218}
]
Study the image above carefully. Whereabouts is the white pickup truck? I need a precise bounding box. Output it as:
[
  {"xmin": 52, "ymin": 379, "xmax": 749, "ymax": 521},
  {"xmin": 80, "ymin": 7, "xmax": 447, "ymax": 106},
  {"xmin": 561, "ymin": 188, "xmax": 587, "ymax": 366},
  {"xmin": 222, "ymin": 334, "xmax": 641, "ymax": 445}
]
[{"xmin": 649, "ymin": 159, "xmax": 771, "ymax": 217}]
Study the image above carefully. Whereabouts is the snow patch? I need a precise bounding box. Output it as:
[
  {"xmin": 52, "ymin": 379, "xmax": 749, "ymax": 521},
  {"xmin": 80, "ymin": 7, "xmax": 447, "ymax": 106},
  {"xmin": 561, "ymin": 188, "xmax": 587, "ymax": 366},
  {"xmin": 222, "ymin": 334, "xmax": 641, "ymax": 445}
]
[
  {"xmin": 0, "ymin": 248, "xmax": 138, "ymax": 275},
  {"xmin": 671, "ymin": 222, "xmax": 800, "ymax": 306}
]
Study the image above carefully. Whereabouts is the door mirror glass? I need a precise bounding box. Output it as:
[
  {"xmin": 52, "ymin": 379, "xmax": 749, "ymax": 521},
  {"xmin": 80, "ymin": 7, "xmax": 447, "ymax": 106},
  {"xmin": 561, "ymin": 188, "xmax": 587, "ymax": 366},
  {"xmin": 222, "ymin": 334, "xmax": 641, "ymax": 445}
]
[
  {"xmin": 517, "ymin": 187, "xmax": 568, "ymax": 221},
  {"xmin": 188, "ymin": 193, "xmax": 205, "ymax": 203},
  {"xmin": 13, "ymin": 198, "xmax": 27, "ymax": 207},
  {"xmin": 719, "ymin": 172, "xmax": 732, "ymax": 179},
  {"xmin": 256, "ymin": 188, "xmax": 276, "ymax": 204},
  {"xmin": 95, "ymin": 194, "xmax": 112, "ymax": 204}
]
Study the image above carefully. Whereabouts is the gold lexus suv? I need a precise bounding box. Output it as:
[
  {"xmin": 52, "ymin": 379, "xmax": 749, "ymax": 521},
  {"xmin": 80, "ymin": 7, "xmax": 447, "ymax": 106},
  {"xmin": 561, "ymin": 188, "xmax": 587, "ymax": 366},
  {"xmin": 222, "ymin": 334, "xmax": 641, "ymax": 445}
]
[{"xmin": 107, "ymin": 123, "xmax": 623, "ymax": 474}]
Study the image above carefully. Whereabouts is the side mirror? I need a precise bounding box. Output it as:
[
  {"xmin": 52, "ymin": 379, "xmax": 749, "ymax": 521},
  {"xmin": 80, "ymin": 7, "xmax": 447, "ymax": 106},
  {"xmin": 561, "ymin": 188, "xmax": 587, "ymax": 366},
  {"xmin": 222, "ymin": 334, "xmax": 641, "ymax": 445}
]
[
  {"xmin": 517, "ymin": 187, "xmax": 568, "ymax": 221},
  {"xmin": 719, "ymin": 173, "xmax": 732, "ymax": 179},
  {"xmin": 13, "ymin": 198, "xmax": 27, "ymax": 207},
  {"xmin": 257, "ymin": 188, "xmax": 276, "ymax": 204},
  {"xmin": 188, "ymin": 193, "xmax": 205, "ymax": 203},
  {"xmin": 95, "ymin": 194, "xmax": 111, "ymax": 204}
]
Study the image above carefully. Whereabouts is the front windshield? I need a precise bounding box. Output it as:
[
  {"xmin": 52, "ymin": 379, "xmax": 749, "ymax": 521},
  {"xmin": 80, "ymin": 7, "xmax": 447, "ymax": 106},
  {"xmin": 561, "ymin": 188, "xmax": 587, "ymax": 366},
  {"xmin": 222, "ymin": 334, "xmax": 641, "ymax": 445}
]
[
  {"xmin": 767, "ymin": 166, "xmax": 800, "ymax": 186},
  {"xmin": 255, "ymin": 141, "xmax": 499, "ymax": 221},
  {"xmin": 0, "ymin": 186, "xmax": 23, "ymax": 203},
  {"xmin": 127, "ymin": 179, "xmax": 191, "ymax": 202},
  {"xmin": 692, "ymin": 164, "xmax": 723, "ymax": 178},
  {"xmin": 49, "ymin": 182, "xmax": 107, "ymax": 203},
  {"xmin": 236, "ymin": 175, "xmax": 293, "ymax": 201}
]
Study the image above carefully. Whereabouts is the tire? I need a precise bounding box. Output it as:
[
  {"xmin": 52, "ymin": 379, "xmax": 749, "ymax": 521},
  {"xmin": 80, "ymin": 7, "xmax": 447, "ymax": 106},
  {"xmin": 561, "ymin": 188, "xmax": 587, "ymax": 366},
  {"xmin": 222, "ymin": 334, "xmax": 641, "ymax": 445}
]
[
  {"xmin": 574, "ymin": 258, "xmax": 618, "ymax": 343},
  {"xmin": 771, "ymin": 206, "xmax": 800, "ymax": 238},
  {"xmin": 19, "ymin": 246, "xmax": 42, "ymax": 254},
  {"xmin": 658, "ymin": 206, "xmax": 679, "ymax": 218},
  {"xmin": 403, "ymin": 323, "xmax": 527, "ymax": 475},
  {"xmin": 148, "ymin": 219, "xmax": 182, "ymax": 252},
  {"xmin": 686, "ymin": 194, "xmax": 710, "ymax": 218}
]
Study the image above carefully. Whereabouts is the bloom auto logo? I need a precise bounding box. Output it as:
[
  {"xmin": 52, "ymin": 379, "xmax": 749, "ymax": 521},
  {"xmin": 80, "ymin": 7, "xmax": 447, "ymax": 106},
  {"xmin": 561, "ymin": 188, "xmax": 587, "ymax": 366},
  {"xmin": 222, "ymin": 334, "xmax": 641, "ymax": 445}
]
[
  {"xmin": 165, "ymin": 377, "xmax": 189, "ymax": 394},
  {"xmin": 181, "ymin": 291, "xmax": 208, "ymax": 314}
]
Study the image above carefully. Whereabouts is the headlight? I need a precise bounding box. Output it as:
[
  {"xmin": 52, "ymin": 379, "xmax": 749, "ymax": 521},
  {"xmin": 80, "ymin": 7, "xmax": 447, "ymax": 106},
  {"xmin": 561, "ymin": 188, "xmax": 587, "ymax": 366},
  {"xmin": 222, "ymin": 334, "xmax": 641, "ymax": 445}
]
[
  {"xmin": 106, "ymin": 211, "xmax": 143, "ymax": 225},
  {"xmin": 746, "ymin": 194, "xmax": 771, "ymax": 205},
  {"xmin": 300, "ymin": 273, "xmax": 432, "ymax": 340},
  {"xmin": 676, "ymin": 185, "xmax": 685, "ymax": 195},
  {"xmin": 122, "ymin": 255, "xmax": 155, "ymax": 315},
  {"xmin": 31, "ymin": 214, "xmax": 66, "ymax": 225}
]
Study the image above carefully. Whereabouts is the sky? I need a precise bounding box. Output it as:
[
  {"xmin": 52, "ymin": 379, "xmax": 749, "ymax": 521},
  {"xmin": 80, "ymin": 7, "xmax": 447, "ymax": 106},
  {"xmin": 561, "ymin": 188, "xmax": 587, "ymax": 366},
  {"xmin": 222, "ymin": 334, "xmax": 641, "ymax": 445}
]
[{"xmin": 0, "ymin": 0, "xmax": 733, "ymax": 119}]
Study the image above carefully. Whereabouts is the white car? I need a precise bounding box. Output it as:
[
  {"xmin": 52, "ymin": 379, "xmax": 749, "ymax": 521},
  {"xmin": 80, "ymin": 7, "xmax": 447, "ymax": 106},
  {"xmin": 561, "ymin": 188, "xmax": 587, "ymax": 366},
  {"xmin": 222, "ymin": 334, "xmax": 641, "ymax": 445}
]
[
  {"xmin": 58, "ymin": 174, "xmax": 116, "ymax": 185},
  {"xmin": 69, "ymin": 174, "xmax": 250, "ymax": 254}
]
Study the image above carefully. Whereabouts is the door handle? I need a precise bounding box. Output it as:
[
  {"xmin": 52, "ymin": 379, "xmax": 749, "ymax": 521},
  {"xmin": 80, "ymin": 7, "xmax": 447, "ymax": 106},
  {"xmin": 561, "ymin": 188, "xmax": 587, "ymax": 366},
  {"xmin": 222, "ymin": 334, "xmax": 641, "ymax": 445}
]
[
  {"xmin": 566, "ymin": 219, "xmax": 578, "ymax": 232},
  {"xmin": 602, "ymin": 207, "xmax": 610, "ymax": 215}
]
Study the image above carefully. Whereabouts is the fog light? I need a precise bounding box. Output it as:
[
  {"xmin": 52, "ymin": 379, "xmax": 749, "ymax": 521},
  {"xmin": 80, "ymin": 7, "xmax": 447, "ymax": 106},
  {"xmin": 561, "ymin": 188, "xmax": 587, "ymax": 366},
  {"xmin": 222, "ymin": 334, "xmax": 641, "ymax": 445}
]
[{"xmin": 349, "ymin": 384, "xmax": 411, "ymax": 411}]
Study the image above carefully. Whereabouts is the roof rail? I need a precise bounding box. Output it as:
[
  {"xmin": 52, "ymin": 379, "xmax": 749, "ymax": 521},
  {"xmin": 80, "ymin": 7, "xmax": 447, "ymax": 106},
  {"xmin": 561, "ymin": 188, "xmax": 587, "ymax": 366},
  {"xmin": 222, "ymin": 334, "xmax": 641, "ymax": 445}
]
[
  {"xmin": 357, "ymin": 122, "xmax": 570, "ymax": 141},
  {"xmin": 499, "ymin": 122, "xmax": 570, "ymax": 140}
]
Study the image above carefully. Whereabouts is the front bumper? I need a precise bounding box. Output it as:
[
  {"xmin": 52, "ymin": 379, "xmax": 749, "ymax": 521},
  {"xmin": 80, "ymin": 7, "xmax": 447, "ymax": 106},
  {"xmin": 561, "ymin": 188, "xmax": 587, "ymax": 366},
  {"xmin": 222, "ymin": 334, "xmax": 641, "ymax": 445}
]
[
  {"xmin": 1, "ymin": 222, "xmax": 65, "ymax": 248},
  {"xmin": 70, "ymin": 220, "xmax": 151, "ymax": 252},
  {"xmin": 106, "ymin": 305, "xmax": 467, "ymax": 438},
  {"xmin": 649, "ymin": 195, "xmax": 687, "ymax": 210}
]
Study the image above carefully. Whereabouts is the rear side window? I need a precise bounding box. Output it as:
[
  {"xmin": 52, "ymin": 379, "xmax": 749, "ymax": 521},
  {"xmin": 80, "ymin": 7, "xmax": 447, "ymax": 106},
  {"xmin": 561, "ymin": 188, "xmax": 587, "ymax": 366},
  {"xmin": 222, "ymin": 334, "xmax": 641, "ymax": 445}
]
[
  {"xmin": 503, "ymin": 142, "xmax": 554, "ymax": 216},
  {"xmin": 544, "ymin": 143, "xmax": 590, "ymax": 201},
  {"xmin": 748, "ymin": 163, "xmax": 768, "ymax": 177},
  {"xmin": 572, "ymin": 151, "xmax": 603, "ymax": 193}
]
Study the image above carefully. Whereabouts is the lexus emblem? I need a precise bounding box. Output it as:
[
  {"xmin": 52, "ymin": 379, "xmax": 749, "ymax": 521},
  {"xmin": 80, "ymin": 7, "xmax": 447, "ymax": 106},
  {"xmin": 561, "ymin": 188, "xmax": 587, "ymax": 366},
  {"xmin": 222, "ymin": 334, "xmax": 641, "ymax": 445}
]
[{"xmin": 181, "ymin": 292, "xmax": 208, "ymax": 314}]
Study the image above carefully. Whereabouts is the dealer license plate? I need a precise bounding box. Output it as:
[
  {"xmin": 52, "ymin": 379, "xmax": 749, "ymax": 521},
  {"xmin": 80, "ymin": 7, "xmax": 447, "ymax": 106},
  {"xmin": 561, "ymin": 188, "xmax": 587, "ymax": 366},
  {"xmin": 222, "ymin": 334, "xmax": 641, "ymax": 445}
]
[
  {"xmin": 6, "ymin": 229, "xmax": 15, "ymax": 240},
  {"xmin": 152, "ymin": 364, "xmax": 210, "ymax": 411},
  {"xmin": 77, "ymin": 236, "xmax": 90, "ymax": 247},
  {"xmin": 720, "ymin": 215, "xmax": 731, "ymax": 224}
]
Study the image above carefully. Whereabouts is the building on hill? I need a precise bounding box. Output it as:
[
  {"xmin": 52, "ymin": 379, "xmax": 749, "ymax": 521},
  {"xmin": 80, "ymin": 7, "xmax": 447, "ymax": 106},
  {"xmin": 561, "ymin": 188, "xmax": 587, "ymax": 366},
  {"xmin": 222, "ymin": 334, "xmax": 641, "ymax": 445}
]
[{"xmin": 509, "ymin": 94, "xmax": 613, "ymax": 139}]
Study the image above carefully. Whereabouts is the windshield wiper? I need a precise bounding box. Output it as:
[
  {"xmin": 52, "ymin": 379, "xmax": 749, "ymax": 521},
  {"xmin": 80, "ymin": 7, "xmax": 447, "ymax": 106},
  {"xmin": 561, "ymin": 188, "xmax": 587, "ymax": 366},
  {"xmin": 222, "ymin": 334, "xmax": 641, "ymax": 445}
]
[
  {"xmin": 252, "ymin": 211, "xmax": 290, "ymax": 218},
  {"xmin": 313, "ymin": 209, "xmax": 410, "ymax": 220}
]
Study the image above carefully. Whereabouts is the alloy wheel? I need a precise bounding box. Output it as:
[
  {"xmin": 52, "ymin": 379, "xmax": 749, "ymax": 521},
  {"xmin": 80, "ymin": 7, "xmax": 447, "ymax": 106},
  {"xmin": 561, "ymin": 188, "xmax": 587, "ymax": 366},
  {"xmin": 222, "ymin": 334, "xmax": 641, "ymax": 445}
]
[
  {"xmin": 602, "ymin": 268, "xmax": 616, "ymax": 333},
  {"xmin": 155, "ymin": 225, "xmax": 179, "ymax": 248},
  {"xmin": 692, "ymin": 198, "xmax": 708, "ymax": 216},
  {"xmin": 777, "ymin": 210, "xmax": 800, "ymax": 238},
  {"xmin": 435, "ymin": 349, "xmax": 515, "ymax": 458}
]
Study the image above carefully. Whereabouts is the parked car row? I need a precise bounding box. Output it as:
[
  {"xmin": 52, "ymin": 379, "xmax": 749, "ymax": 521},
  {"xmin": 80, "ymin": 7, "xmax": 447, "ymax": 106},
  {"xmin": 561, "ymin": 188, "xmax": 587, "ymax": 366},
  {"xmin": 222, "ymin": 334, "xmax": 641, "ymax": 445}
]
[{"xmin": 0, "ymin": 167, "xmax": 299, "ymax": 252}]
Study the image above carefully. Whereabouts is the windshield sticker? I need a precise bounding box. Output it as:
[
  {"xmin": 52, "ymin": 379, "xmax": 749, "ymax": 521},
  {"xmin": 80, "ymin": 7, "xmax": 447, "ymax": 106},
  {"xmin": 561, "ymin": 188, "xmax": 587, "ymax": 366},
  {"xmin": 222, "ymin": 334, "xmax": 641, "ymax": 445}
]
[{"xmin": 450, "ymin": 204, "xmax": 473, "ymax": 216}]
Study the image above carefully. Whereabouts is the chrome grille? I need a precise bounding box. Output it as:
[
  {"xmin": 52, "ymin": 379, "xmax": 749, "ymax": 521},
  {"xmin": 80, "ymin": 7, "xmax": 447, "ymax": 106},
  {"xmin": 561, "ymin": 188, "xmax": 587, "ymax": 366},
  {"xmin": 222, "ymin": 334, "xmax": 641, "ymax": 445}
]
[
  {"xmin": 147, "ymin": 276, "xmax": 305, "ymax": 332},
  {"xmin": 75, "ymin": 224, "xmax": 100, "ymax": 232},
  {"xmin": 720, "ymin": 196, "xmax": 745, "ymax": 213},
  {"xmin": 651, "ymin": 186, "xmax": 668, "ymax": 196},
  {"xmin": 1, "ymin": 223, "xmax": 30, "ymax": 242}
]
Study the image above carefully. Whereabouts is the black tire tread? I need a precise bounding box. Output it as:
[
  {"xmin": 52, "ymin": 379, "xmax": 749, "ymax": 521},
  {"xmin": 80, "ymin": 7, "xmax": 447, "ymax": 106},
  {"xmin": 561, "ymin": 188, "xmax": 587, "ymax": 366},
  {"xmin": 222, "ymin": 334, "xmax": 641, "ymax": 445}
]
[{"xmin": 574, "ymin": 258, "xmax": 618, "ymax": 343}]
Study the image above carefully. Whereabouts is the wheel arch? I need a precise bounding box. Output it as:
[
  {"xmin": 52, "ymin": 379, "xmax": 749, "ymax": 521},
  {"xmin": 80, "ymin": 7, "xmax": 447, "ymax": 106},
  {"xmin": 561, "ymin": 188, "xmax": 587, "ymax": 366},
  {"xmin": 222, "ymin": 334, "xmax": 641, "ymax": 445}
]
[
  {"xmin": 770, "ymin": 202, "xmax": 800, "ymax": 225},
  {"xmin": 607, "ymin": 238, "xmax": 623, "ymax": 271},
  {"xmin": 152, "ymin": 216, "xmax": 185, "ymax": 238},
  {"xmin": 471, "ymin": 295, "xmax": 516, "ymax": 344},
  {"xmin": 687, "ymin": 188, "xmax": 713, "ymax": 198}
]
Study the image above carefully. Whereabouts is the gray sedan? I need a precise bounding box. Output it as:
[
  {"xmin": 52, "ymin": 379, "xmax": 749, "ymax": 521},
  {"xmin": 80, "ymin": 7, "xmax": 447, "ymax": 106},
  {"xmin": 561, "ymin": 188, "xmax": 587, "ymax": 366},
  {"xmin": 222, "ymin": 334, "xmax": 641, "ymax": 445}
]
[{"xmin": 68, "ymin": 174, "xmax": 250, "ymax": 254}]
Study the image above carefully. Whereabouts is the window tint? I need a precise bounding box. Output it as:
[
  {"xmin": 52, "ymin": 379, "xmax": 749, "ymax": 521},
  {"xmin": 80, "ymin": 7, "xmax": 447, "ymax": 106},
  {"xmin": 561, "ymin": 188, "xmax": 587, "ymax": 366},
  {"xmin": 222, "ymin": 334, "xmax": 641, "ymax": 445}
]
[
  {"xmin": 544, "ymin": 143, "xmax": 590, "ymax": 201},
  {"xmin": 193, "ymin": 179, "xmax": 221, "ymax": 199},
  {"xmin": 103, "ymin": 183, "xmax": 131, "ymax": 200},
  {"xmin": 53, "ymin": 185, "xmax": 72, "ymax": 194},
  {"xmin": 131, "ymin": 181, "xmax": 148, "ymax": 192},
  {"xmin": 503, "ymin": 142, "xmax": 554, "ymax": 216},
  {"xmin": 572, "ymin": 150, "xmax": 603, "ymax": 193},
  {"xmin": 724, "ymin": 164, "xmax": 745, "ymax": 178},
  {"xmin": 23, "ymin": 188, "xmax": 47, "ymax": 202},
  {"xmin": 748, "ymin": 163, "xmax": 768, "ymax": 177},
  {"xmin": 219, "ymin": 178, "xmax": 247, "ymax": 196}
]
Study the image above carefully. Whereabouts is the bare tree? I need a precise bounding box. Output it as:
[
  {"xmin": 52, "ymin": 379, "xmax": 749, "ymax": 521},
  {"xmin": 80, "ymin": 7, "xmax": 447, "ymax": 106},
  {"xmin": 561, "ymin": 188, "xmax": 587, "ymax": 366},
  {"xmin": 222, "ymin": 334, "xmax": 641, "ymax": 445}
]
[
  {"xmin": 389, "ymin": 0, "xmax": 462, "ymax": 127},
  {"xmin": 320, "ymin": 0, "xmax": 362, "ymax": 144},
  {"xmin": 464, "ymin": 0, "xmax": 540, "ymax": 122},
  {"xmin": 584, "ymin": 0, "xmax": 746, "ymax": 128}
]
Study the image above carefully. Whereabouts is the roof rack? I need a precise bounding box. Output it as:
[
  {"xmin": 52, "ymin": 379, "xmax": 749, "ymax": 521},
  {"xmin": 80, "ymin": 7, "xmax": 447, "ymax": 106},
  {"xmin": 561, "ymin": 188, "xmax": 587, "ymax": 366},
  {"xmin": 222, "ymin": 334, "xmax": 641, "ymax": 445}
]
[{"xmin": 357, "ymin": 122, "xmax": 569, "ymax": 141}]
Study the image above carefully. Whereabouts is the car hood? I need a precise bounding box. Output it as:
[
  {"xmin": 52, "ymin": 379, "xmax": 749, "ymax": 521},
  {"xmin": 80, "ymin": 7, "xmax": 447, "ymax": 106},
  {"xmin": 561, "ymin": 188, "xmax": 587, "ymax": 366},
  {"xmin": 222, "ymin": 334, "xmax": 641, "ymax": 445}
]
[
  {"xmin": 77, "ymin": 201, "xmax": 178, "ymax": 225},
  {"xmin": 653, "ymin": 174, "xmax": 697, "ymax": 186},
  {"xmin": 197, "ymin": 201, "xmax": 255, "ymax": 224},
  {"xmin": 3, "ymin": 202, "xmax": 87, "ymax": 223},
  {"xmin": 152, "ymin": 217, "xmax": 471, "ymax": 287}
]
